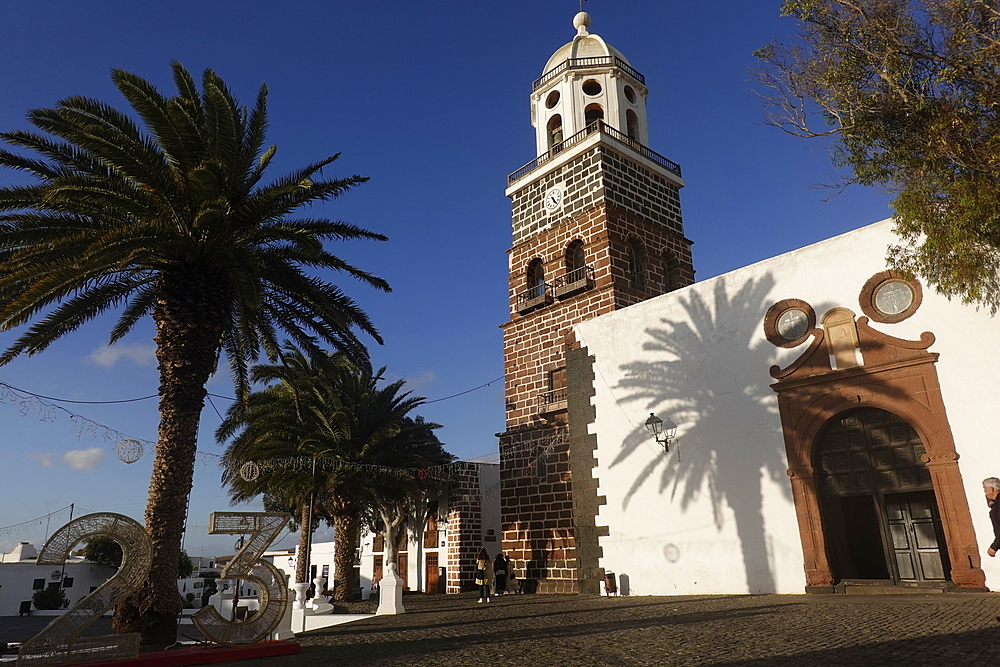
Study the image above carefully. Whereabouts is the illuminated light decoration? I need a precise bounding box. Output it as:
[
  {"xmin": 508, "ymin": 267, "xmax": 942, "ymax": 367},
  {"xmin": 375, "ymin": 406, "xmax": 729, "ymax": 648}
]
[
  {"xmin": 115, "ymin": 439, "xmax": 144, "ymax": 464},
  {"xmin": 192, "ymin": 512, "xmax": 289, "ymax": 646},
  {"xmin": 239, "ymin": 461, "xmax": 261, "ymax": 482},
  {"xmin": 17, "ymin": 513, "xmax": 152, "ymax": 667}
]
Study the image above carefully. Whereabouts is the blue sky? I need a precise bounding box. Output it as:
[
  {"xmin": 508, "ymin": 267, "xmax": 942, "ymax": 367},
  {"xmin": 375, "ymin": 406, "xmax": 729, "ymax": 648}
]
[{"xmin": 0, "ymin": 0, "xmax": 891, "ymax": 556}]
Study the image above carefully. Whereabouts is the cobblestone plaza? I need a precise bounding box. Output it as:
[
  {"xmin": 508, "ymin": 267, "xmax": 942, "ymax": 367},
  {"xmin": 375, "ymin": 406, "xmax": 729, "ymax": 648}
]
[{"xmin": 247, "ymin": 592, "xmax": 1000, "ymax": 666}]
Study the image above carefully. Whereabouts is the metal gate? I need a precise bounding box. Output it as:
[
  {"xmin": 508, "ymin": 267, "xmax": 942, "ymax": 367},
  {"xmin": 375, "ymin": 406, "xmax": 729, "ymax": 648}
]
[{"xmin": 816, "ymin": 408, "xmax": 950, "ymax": 584}]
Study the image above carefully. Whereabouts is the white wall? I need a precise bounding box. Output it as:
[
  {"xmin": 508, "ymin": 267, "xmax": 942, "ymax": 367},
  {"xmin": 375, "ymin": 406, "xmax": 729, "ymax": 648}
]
[
  {"xmin": 479, "ymin": 464, "xmax": 502, "ymax": 556},
  {"xmin": 575, "ymin": 219, "xmax": 1000, "ymax": 595},
  {"xmin": 0, "ymin": 560, "xmax": 116, "ymax": 616}
]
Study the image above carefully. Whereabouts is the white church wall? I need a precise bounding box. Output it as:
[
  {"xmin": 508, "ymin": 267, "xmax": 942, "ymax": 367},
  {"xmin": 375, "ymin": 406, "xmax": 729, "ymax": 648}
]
[{"xmin": 575, "ymin": 218, "xmax": 1000, "ymax": 595}]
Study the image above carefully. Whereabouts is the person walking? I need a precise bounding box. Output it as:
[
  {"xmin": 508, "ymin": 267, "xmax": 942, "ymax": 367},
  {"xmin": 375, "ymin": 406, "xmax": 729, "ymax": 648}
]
[
  {"xmin": 475, "ymin": 548, "xmax": 493, "ymax": 603},
  {"xmin": 984, "ymin": 477, "xmax": 1000, "ymax": 557},
  {"xmin": 493, "ymin": 551, "xmax": 508, "ymax": 596}
]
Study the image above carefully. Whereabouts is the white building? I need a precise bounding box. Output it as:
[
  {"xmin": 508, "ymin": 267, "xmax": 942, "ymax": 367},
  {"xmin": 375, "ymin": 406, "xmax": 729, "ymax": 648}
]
[
  {"xmin": 570, "ymin": 219, "xmax": 999, "ymax": 595},
  {"xmin": 264, "ymin": 460, "xmax": 501, "ymax": 599},
  {"xmin": 498, "ymin": 11, "xmax": 999, "ymax": 597},
  {"xmin": 0, "ymin": 542, "xmax": 116, "ymax": 616}
]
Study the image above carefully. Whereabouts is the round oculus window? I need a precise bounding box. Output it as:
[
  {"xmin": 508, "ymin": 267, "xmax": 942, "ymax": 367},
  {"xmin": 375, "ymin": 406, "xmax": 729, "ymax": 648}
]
[
  {"xmin": 776, "ymin": 308, "xmax": 809, "ymax": 341},
  {"xmin": 873, "ymin": 280, "xmax": 915, "ymax": 316},
  {"xmin": 545, "ymin": 90, "xmax": 560, "ymax": 109},
  {"xmin": 582, "ymin": 79, "xmax": 602, "ymax": 96},
  {"xmin": 624, "ymin": 85, "xmax": 636, "ymax": 104}
]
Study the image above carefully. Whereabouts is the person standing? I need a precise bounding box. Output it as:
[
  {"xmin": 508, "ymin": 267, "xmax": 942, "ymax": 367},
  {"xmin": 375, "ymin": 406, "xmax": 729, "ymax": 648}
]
[
  {"xmin": 475, "ymin": 548, "xmax": 493, "ymax": 603},
  {"xmin": 984, "ymin": 478, "xmax": 1000, "ymax": 557},
  {"xmin": 493, "ymin": 551, "xmax": 508, "ymax": 596}
]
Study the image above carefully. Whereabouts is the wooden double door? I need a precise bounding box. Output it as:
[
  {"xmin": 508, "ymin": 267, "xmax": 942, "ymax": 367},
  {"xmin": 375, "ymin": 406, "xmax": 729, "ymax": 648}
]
[{"xmin": 816, "ymin": 408, "xmax": 950, "ymax": 585}]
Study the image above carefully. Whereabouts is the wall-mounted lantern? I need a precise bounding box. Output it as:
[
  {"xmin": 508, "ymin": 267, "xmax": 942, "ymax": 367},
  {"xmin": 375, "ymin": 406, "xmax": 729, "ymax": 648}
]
[{"xmin": 644, "ymin": 413, "xmax": 677, "ymax": 453}]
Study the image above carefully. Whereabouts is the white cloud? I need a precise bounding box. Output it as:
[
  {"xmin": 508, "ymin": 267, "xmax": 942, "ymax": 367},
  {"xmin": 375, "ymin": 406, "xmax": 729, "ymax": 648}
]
[
  {"xmin": 88, "ymin": 343, "xmax": 155, "ymax": 368},
  {"xmin": 407, "ymin": 371, "xmax": 437, "ymax": 392},
  {"xmin": 31, "ymin": 452, "xmax": 56, "ymax": 468},
  {"xmin": 62, "ymin": 447, "xmax": 106, "ymax": 471}
]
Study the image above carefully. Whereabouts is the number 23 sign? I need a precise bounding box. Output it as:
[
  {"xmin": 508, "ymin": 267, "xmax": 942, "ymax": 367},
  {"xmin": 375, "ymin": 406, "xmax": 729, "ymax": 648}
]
[{"xmin": 18, "ymin": 511, "xmax": 290, "ymax": 667}]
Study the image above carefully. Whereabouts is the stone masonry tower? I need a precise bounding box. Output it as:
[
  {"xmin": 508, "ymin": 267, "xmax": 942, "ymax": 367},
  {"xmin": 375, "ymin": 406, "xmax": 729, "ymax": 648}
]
[{"xmin": 499, "ymin": 12, "xmax": 695, "ymax": 594}]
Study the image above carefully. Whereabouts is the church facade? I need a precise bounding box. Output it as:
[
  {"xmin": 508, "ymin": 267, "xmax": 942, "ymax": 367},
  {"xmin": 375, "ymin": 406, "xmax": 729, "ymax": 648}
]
[{"xmin": 500, "ymin": 13, "xmax": 999, "ymax": 596}]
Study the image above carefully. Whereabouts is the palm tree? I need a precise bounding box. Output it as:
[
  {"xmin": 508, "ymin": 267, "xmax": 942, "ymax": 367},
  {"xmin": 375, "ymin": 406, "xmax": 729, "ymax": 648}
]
[
  {"xmin": 220, "ymin": 349, "xmax": 454, "ymax": 601},
  {"xmin": 0, "ymin": 62, "xmax": 389, "ymax": 648},
  {"xmin": 217, "ymin": 345, "xmax": 338, "ymax": 585},
  {"xmin": 306, "ymin": 363, "xmax": 435, "ymax": 601}
]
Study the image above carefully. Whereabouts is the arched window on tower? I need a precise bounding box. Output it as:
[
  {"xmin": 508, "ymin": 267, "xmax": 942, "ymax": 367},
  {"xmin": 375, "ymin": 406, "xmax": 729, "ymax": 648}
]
[
  {"xmin": 585, "ymin": 104, "xmax": 604, "ymax": 129},
  {"xmin": 555, "ymin": 240, "xmax": 594, "ymax": 298},
  {"xmin": 527, "ymin": 258, "xmax": 546, "ymax": 299},
  {"xmin": 663, "ymin": 250, "xmax": 680, "ymax": 292},
  {"xmin": 566, "ymin": 240, "xmax": 586, "ymax": 275},
  {"xmin": 627, "ymin": 239, "xmax": 645, "ymax": 290},
  {"xmin": 547, "ymin": 115, "xmax": 564, "ymax": 151},
  {"xmin": 626, "ymin": 110, "xmax": 639, "ymax": 142}
]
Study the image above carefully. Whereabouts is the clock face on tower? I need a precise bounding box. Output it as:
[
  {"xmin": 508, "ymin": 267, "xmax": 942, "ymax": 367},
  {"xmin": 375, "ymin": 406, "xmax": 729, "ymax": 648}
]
[{"xmin": 544, "ymin": 186, "xmax": 564, "ymax": 211}]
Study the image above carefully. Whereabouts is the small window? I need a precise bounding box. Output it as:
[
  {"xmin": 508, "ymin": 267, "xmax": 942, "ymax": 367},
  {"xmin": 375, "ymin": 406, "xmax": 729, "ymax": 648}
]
[
  {"xmin": 545, "ymin": 90, "xmax": 560, "ymax": 109},
  {"xmin": 536, "ymin": 452, "xmax": 547, "ymax": 479},
  {"xmin": 585, "ymin": 104, "xmax": 604, "ymax": 127},
  {"xmin": 33, "ymin": 579, "xmax": 45, "ymax": 590},
  {"xmin": 627, "ymin": 239, "xmax": 645, "ymax": 289},
  {"xmin": 61, "ymin": 577, "xmax": 74, "ymax": 588},
  {"xmin": 624, "ymin": 85, "xmax": 636, "ymax": 104},
  {"xmin": 663, "ymin": 251, "xmax": 680, "ymax": 291},
  {"xmin": 526, "ymin": 259, "xmax": 546, "ymax": 298},
  {"xmin": 426, "ymin": 501, "xmax": 439, "ymax": 532},
  {"xmin": 547, "ymin": 115, "xmax": 564, "ymax": 149},
  {"xmin": 549, "ymin": 367, "xmax": 567, "ymax": 391},
  {"xmin": 582, "ymin": 79, "xmax": 602, "ymax": 96},
  {"xmin": 373, "ymin": 535, "xmax": 385, "ymax": 552},
  {"xmin": 566, "ymin": 240, "xmax": 586, "ymax": 273},
  {"xmin": 626, "ymin": 110, "xmax": 639, "ymax": 140}
]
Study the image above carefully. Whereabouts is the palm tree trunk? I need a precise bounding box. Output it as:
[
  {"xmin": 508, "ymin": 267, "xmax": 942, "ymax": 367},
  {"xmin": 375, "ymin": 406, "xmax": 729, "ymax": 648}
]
[
  {"xmin": 112, "ymin": 268, "xmax": 228, "ymax": 650},
  {"xmin": 296, "ymin": 501, "xmax": 311, "ymax": 584},
  {"xmin": 331, "ymin": 512, "xmax": 359, "ymax": 602}
]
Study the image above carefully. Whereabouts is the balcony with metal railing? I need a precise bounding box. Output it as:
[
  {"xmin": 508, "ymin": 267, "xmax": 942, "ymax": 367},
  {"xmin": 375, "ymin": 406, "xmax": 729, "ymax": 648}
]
[
  {"xmin": 537, "ymin": 388, "xmax": 568, "ymax": 415},
  {"xmin": 554, "ymin": 265, "xmax": 595, "ymax": 299},
  {"xmin": 516, "ymin": 282, "xmax": 555, "ymax": 314},
  {"xmin": 508, "ymin": 120, "xmax": 681, "ymax": 186},
  {"xmin": 533, "ymin": 56, "xmax": 645, "ymax": 91}
]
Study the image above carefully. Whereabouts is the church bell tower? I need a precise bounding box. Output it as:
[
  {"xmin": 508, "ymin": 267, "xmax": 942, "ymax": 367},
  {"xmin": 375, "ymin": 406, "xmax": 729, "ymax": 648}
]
[{"xmin": 498, "ymin": 12, "xmax": 695, "ymax": 594}]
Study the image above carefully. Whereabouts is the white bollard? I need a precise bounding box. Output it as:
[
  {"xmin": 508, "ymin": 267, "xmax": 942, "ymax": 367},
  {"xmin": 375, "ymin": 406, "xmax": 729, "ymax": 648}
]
[
  {"xmin": 272, "ymin": 574, "xmax": 295, "ymax": 641},
  {"xmin": 375, "ymin": 562, "xmax": 405, "ymax": 615}
]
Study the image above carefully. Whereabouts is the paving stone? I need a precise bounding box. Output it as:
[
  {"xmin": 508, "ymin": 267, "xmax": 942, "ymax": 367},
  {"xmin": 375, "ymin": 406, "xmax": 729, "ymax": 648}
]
[
  {"xmin": 6, "ymin": 592, "xmax": 1000, "ymax": 666},
  {"xmin": 235, "ymin": 592, "xmax": 1000, "ymax": 667}
]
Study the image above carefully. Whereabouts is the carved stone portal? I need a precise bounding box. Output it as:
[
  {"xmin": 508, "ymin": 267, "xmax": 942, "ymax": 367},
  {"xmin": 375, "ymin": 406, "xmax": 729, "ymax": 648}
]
[{"xmin": 768, "ymin": 305, "xmax": 985, "ymax": 592}]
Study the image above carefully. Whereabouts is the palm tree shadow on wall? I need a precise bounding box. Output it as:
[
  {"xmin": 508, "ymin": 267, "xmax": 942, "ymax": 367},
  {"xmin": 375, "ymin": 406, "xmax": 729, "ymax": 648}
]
[{"xmin": 610, "ymin": 275, "xmax": 812, "ymax": 594}]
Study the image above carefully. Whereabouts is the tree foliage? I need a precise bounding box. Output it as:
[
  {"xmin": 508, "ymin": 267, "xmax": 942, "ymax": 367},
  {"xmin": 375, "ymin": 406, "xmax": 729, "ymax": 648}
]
[
  {"xmin": 0, "ymin": 61, "xmax": 389, "ymax": 648},
  {"xmin": 754, "ymin": 0, "xmax": 1000, "ymax": 311},
  {"xmin": 84, "ymin": 536, "xmax": 193, "ymax": 578},
  {"xmin": 218, "ymin": 344, "xmax": 342, "ymax": 584},
  {"xmin": 219, "ymin": 345, "xmax": 454, "ymax": 601},
  {"xmin": 83, "ymin": 536, "xmax": 124, "ymax": 569},
  {"xmin": 33, "ymin": 585, "xmax": 69, "ymax": 610}
]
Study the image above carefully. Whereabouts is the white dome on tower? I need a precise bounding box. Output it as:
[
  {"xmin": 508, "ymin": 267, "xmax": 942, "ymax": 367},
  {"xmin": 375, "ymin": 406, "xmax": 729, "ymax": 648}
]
[
  {"xmin": 528, "ymin": 12, "xmax": 651, "ymax": 158},
  {"xmin": 542, "ymin": 12, "xmax": 631, "ymax": 75}
]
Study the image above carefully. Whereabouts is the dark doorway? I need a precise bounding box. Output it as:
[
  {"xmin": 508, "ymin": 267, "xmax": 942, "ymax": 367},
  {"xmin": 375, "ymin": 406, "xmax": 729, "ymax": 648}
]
[
  {"xmin": 816, "ymin": 408, "xmax": 950, "ymax": 585},
  {"xmin": 425, "ymin": 553, "xmax": 439, "ymax": 594}
]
